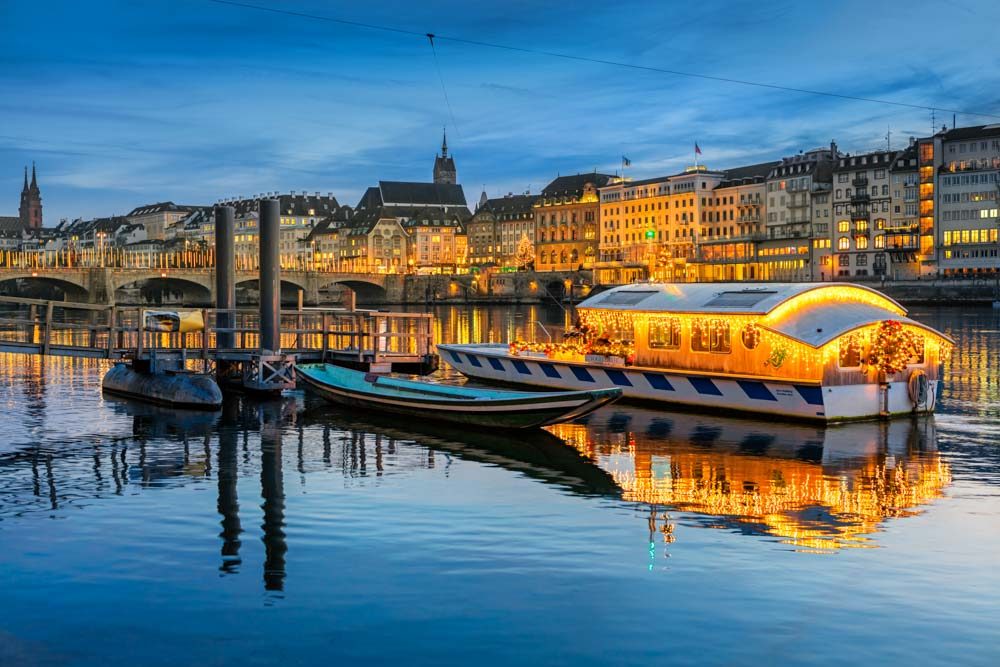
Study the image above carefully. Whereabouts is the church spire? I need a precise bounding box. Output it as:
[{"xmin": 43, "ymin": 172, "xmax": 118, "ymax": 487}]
[
  {"xmin": 441, "ymin": 127, "xmax": 448, "ymax": 158},
  {"xmin": 23, "ymin": 166, "xmax": 28, "ymax": 191},
  {"xmin": 30, "ymin": 162, "xmax": 37, "ymax": 190}
]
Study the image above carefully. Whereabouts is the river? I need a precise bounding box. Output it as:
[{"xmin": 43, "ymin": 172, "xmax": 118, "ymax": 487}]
[{"xmin": 0, "ymin": 304, "xmax": 998, "ymax": 666}]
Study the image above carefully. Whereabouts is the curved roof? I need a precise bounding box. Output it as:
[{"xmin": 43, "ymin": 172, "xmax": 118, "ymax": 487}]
[{"xmin": 578, "ymin": 282, "xmax": 951, "ymax": 348}]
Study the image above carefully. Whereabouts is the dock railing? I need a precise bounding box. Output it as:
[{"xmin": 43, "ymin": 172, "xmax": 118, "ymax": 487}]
[{"xmin": 0, "ymin": 296, "xmax": 435, "ymax": 366}]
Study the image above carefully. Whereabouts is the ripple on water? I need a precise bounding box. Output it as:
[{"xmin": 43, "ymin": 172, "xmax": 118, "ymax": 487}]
[{"xmin": 0, "ymin": 305, "xmax": 999, "ymax": 665}]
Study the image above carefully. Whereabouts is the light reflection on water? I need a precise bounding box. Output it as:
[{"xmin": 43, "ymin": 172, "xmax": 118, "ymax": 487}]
[{"xmin": 0, "ymin": 304, "xmax": 998, "ymax": 665}]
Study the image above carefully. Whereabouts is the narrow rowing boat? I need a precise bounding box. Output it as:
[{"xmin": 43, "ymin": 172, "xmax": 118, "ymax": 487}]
[{"xmin": 296, "ymin": 363, "xmax": 621, "ymax": 429}]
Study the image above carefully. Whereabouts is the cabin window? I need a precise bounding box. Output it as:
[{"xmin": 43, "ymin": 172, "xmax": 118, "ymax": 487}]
[
  {"xmin": 691, "ymin": 319, "xmax": 731, "ymax": 354},
  {"xmin": 648, "ymin": 318, "xmax": 681, "ymax": 349},
  {"xmin": 838, "ymin": 333, "xmax": 864, "ymax": 368},
  {"xmin": 909, "ymin": 336, "xmax": 925, "ymax": 365}
]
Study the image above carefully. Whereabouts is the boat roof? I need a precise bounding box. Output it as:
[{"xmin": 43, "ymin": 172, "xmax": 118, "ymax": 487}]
[{"xmin": 578, "ymin": 282, "xmax": 952, "ymax": 348}]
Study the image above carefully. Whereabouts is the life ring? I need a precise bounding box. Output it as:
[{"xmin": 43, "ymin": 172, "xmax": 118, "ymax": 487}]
[{"xmin": 907, "ymin": 369, "xmax": 929, "ymax": 409}]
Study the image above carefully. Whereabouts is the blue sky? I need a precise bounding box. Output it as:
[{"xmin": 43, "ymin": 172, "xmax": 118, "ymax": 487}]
[{"xmin": 2, "ymin": 0, "xmax": 999, "ymax": 221}]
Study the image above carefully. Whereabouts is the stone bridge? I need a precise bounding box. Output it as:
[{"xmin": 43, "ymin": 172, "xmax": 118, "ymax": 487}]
[
  {"xmin": 0, "ymin": 268, "xmax": 399, "ymax": 305},
  {"xmin": 0, "ymin": 267, "xmax": 594, "ymax": 305}
]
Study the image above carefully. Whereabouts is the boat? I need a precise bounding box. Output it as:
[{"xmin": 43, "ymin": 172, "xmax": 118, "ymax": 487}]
[
  {"xmin": 295, "ymin": 363, "xmax": 622, "ymax": 429},
  {"xmin": 438, "ymin": 282, "xmax": 954, "ymax": 422}
]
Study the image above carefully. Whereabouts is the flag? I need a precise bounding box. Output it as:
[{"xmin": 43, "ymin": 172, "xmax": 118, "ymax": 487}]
[
  {"xmin": 694, "ymin": 143, "xmax": 702, "ymax": 155},
  {"xmin": 622, "ymin": 155, "xmax": 632, "ymax": 167}
]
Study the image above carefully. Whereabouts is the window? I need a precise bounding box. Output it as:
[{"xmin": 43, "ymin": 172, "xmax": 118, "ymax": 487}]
[
  {"xmin": 648, "ymin": 318, "xmax": 681, "ymax": 349},
  {"xmin": 838, "ymin": 237, "xmax": 850, "ymax": 250},
  {"xmin": 909, "ymin": 336, "xmax": 925, "ymax": 365},
  {"xmin": 691, "ymin": 319, "xmax": 731, "ymax": 354},
  {"xmin": 838, "ymin": 220, "xmax": 850, "ymax": 233},
  {"xmin": 839, "ymin": 333, "xmax": 864, "ymax": 368},
  {"xmin": 839, "ymin": 254, "xmax": 850, "ymax": 266},
  {"xmin": 857, "ymin": 236, "xmax": 869, "ymax": 249}
]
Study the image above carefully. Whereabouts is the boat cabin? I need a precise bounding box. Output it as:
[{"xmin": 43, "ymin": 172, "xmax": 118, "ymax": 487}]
[{"xmin": 564, "ymin": 283, "xmax": 953, "ymax": 386}]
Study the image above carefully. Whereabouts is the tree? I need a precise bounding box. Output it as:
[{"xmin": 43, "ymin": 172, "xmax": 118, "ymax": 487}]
[{"xmin": 514, "ymin": 233, "xmax": 535, "ymax": 269}]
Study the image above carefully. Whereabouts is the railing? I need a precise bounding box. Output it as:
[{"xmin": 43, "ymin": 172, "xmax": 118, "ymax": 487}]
[
  {"xmin": 852, "ymin": 176, "xmax": 869, "ymax": 188},
  {"xmin": 0, "ymin": 296, "xmax": 433, "ymax": 363}
]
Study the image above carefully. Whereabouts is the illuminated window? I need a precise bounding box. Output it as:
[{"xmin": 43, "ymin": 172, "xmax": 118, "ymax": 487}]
[
  {"xmin": 838, "ymin": 220, "xmax": 850, "ymax": 233},
  {"xmin": 838, "ymin": 333, "xmax": 864, "ymax": 368},
  {"xmin": 648, "ymin": 318, "xmax": 681, "ymax": 349},
  {"xmin": 857, "ymin": 236, "xmax": 869, "ymax": 250},
  {"xmin": 874, "ymin": 235, "xmax": 885, "ymax": 249},
  {"xmin": 838, "ymin": 237, "xmax": 850, "ymax": 251},
  {"xmin": 691, "ymin": 319, "xmax": 731, "ymax": 354},
  {"xmin": 909, "ymin": 336, "xmax": 925, "ymax": 365}
]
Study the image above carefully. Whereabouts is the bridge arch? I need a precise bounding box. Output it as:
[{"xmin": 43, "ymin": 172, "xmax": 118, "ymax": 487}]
[
  {"xmin": 0, "ymin": 274, "xmax": 90, "ymax": 302},
  {"xmin": 317, "ymin": 277, "xmax": 388, "ymax": 304},
  {"xmin": 234, "ymin": 278, "xmax": 313, "ymax": 305},
  {"xmin": 114, "ymin": 276, "xmax": 213, "ymax": 306}
]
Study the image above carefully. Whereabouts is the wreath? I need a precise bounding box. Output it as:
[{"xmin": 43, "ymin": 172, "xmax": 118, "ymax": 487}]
[{"xmin": 741, "ymin": 323, "xmax": 761, "ymax": 350}]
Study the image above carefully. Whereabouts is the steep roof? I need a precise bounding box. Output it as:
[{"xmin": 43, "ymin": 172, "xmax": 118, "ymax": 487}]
[
  {"xmin": 434, "ymin": 155, "xmax": 456, "ymax": 173},
  {"xmin": 220, "ymin": 193, "xmax": 340, "ymax": 217},
  {"xmin": 940, "ymin": 123, "xmax": 1000, "ymax": 141},
  {"xmin": 542, "ymin": 173, "xmax": 614, "ymax": 197},
  {"xmin": 476, "ymin": 194, "xmax": 539, "ymax": 218},
  {"xmin": 126, "ymin": 202, "xmax": 199, "ymax": 217},
  {"xmin": 0, "ymin": 216, "xmax": 23, "ymax": 233},
  {"xmin": 378, "ymin": 181, "xmax": 467, "ymax": 207},
  {"xmin": 722, "ymin": 161, "xmax": 781, "ymax": 183}
]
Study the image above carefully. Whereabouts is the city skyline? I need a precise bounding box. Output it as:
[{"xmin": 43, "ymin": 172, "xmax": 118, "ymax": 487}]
[{"xmin": 2, "ymin": 0, "xmax": 999, "ymax": 221}]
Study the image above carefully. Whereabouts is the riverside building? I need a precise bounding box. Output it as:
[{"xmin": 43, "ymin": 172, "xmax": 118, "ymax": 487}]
[
  {"xmin": 535, "ymin": 173, "xmax": 610, "ymax": 272},
  {"xmin": 932, "ymin": 124, "xmax": 1000, "ymax": 276},
  {"xmin": 761, "ymin": 145, "xmax": 837, "ymax": 282},
  {"xmin": 830, "ymin": 149, "xmax": 897, "ymax": 278},
  {"xmin": 597, "ymin": 167, "xmax": 720, "ymax": 284}
]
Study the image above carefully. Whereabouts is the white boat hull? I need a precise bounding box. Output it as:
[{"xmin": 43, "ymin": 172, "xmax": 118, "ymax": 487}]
[{"xmin": 438, "ymin": 344, "xmax": 938, "ymax": 422}]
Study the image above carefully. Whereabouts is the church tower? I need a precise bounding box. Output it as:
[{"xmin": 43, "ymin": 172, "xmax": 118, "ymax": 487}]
[
  {"xmin": 19, "ymin": 163, "xmax": 42, "ymax": 229},
  {"xmin": 433, "ymin": 129, "xmax": 457, "ymax": 185}
]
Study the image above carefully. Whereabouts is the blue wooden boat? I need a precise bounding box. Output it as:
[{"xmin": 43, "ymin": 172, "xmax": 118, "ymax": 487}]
[{"xmin": 296, "ymin": 363, "xmax": 621, "ymax": 429}]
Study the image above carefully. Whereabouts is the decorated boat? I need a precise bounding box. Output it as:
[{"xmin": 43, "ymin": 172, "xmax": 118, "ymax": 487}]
[
  {"xmin": 296, "ymin": 363, "xmax": 622, "ymax": 429},
  {"xmin": 438, "ymin": 282, "xmax": 954, "ymax": 422}
]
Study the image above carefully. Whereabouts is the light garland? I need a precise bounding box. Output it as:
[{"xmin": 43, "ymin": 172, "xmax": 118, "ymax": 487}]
[
  {"xmin": 868, "ymin": 320, "xmax": 922, "ymax": 376},
  {"xmin": 741, "ymin": 323, "xmax": 761, "ymax": 350}
]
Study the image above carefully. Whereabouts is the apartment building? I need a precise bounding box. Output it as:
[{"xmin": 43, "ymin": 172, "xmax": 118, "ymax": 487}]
[
  {"xmin": 695, "ymin": 162, "xmax": 776, "ymax": 281},
  {"xmin": 830, "ymin": 149, "xmax": 897, "ymax": 278},
  {"xmin": 934, "ymin": 125, "xmax": 1000, "ymax": 275},
  {"xmin": 468, "ymin": 192, "xmax": 538, "ymax": 267},
  {"xmin": 762, "ymin": 145, "xmax": 836, "ymax": 281},
  {"xmin": 598, "ymin": 166, "xmax": 722, "ymax": 282},
  {"xmin": 534, "ymin": 173, "xmax": 610, "ymax": 272}
]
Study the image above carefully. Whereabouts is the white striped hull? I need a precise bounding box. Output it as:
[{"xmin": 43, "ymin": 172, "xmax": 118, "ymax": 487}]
[{"xmin": 437, "ymin": 344, "xmax": 938, "ymax": 422}]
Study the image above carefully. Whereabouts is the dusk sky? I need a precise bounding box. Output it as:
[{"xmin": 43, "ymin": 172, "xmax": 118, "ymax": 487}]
[{"xmin": 2, "ymin": 0, "xmax": 999, "ymax": 222}]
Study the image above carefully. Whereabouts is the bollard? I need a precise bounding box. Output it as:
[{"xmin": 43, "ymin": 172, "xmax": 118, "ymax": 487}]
[
  {"xmin": 214, "ymin": 206, "xmax": 236, "ymax": 350},
  {"xmin": 259, "ymin": 199, "xmax": 280, "ymax": 354}
]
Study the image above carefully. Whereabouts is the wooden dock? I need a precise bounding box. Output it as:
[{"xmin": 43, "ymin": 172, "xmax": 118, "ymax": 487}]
[{"xmin": 0, "ymin": 295, "xmax": 437, "ymax": 374}]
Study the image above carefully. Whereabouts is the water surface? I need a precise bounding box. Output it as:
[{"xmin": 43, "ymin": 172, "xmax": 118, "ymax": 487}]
[{"xmin": 1, "ymin": 305, "xmax": 998, "ymax": 666}]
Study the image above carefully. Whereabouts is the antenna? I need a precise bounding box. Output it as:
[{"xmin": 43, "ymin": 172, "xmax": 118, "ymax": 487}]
[
  {"xmin": 886, "ymin": 125, "xmax": 891, "ymax": 152},
  {"xmin": 931, "ymin": 108, "xmax": 936, "ymax": 134}
]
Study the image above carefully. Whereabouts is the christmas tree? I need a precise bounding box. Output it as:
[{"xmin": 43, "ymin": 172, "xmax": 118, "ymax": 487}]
[{"xmin": 514, "ymin": 233, "xmax": 535, "ymax": 268}]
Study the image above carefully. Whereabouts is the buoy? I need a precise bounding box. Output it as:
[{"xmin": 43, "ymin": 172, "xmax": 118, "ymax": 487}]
[{"xmin": 908, "ymin": 369, "xmax": 929, "ymax": 410}]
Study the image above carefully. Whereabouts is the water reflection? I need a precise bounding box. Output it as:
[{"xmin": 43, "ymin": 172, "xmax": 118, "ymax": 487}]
[{"xmin": 551, "ymin": 409, "xmax": 950, "ymax": 551}]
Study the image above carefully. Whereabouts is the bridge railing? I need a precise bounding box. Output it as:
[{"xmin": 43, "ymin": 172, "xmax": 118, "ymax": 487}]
[
  {"xmin": 0, "ymin": 296, "xmax": 434, "ymax": 362},
  {"xmin": 0, "ymin": 249, "xmax": 401, "ymax": 274}
]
